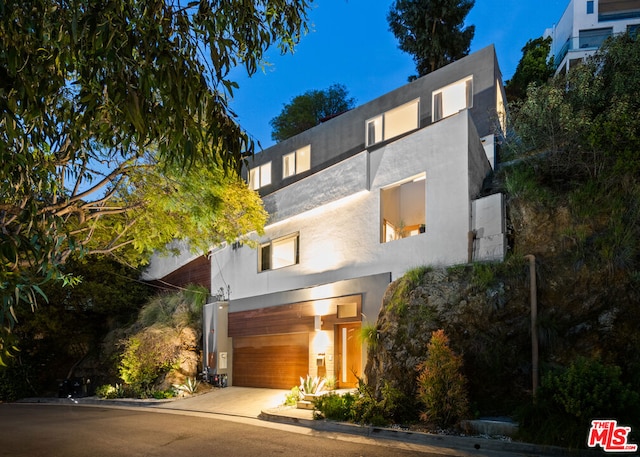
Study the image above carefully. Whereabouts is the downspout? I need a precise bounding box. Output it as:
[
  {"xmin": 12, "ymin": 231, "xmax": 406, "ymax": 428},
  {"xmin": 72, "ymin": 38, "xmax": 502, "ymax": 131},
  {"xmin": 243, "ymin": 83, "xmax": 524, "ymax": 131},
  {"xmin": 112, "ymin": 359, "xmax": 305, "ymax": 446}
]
[
  {"xmin": 467, "ymin": 230, "xmax": 476, "ymax": 263},
  {"xmin": 524, "ymin": 254, "xmax": 538, "ymax": 397}
]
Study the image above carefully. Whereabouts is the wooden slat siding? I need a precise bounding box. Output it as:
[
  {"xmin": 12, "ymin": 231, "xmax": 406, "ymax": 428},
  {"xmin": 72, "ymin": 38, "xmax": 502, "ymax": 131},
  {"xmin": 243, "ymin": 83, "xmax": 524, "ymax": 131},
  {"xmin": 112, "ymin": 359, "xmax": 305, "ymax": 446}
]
[
  {"xmin": 233, "ymin": 334, "xmax": 308, "ymax": 388},
  {"xmin": 156, "ymin": 256, "xmax": 211, "ymax": 290},
  {"xmin": 228, "ymin": 294, "xmax": 362, "ymax": 338}
]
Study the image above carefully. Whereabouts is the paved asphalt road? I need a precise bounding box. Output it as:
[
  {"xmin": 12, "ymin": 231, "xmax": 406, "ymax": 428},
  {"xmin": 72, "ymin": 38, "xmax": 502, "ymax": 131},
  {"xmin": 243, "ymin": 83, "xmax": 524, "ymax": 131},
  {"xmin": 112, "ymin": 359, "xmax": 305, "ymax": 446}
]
[{"xmin": 0, "ymin": 404, "xmax": 470, "ymax": 457}]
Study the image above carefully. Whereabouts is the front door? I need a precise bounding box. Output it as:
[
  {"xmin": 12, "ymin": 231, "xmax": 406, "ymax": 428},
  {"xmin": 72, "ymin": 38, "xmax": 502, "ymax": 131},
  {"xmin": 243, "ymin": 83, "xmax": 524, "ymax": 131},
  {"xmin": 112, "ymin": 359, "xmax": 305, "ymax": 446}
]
[{"xmin": 336, "ymin": 323, "xmax": 362, "ymax": 388}]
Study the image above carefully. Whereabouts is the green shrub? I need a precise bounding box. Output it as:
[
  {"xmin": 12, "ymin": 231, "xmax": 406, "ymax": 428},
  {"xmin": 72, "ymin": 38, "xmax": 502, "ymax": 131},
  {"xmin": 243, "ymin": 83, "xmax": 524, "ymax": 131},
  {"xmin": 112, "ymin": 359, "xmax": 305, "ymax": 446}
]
[
  {"xmin": 359, "ymin": 323, "xmax": 379, "ymax": 351},
  {"xmin": 314, "ymin": 392, "xmax": 355, "ymax": 421},
  {"xmin": 96, "ymin": 383, "xmax": 127, "ymax": 399},
  {"xmin": 518, "ymin": 357, "xmax": 640, "ymax": 448},
  {"xmin": 0, "ymin": 362, "xmax": 36, "ymax": 402},
  {"xmin": 350, "ymin": 379, "xmax": 409, "ymax": 426},
  {"xmin": 416, "ymin": 329, "xmax": 469, "ymax": 429},
  {"xmin": 119, "ymin": 331, "xmax": 178, "ymax": 396},
  {"xmin": 152, "ymin": 389, "xmax": 176, "ymax": 399},
  {"xmin": 284, "ymin": 386, "xmax": 301, "ymax": 406}
]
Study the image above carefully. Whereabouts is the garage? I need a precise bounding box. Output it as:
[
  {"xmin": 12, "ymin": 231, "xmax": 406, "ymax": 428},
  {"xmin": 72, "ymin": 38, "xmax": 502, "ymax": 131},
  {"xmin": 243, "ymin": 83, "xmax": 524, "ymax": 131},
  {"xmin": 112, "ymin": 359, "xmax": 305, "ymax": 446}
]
[{"xmin": 232, "ymin": 333, "xmax": 309, "ymax": 389}]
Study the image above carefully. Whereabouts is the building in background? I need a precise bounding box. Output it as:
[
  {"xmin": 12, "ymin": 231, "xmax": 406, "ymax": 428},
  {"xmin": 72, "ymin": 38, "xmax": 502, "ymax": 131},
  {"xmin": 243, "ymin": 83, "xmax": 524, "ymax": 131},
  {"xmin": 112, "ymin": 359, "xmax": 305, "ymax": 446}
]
[
  {"xmin": 544, "ymin": 0, "xmax": 640, "ymax": 74},
  {"xmin": 144, "ymin": 45, "xmax": 508, "ymax": 390}
]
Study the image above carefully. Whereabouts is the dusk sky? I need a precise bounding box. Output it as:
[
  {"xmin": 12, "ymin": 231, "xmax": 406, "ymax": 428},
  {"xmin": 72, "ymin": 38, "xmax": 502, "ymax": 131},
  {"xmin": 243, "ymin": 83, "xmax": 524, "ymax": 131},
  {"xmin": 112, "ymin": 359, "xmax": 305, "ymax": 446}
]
[{"xmin": 229, "ymin": 0, "xmax": 569, "ymax": 149}]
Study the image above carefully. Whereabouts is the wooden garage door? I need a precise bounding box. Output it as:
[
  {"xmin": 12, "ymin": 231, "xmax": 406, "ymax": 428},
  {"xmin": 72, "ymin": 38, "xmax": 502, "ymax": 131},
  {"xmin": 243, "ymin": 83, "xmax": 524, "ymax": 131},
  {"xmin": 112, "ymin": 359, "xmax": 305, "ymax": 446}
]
[{"xmin": 233, "ymin": 333, "xmax": 308, "ymax": 389}]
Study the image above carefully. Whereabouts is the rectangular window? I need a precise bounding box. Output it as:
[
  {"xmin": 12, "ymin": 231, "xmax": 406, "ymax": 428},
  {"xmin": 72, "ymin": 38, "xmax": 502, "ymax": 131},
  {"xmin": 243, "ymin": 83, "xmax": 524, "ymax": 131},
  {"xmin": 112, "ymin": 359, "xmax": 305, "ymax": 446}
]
[
  {"xmin": 365, "ymin": 99, "xmax": 419, "ymax": 147},
  {"xmin": 259, "ymin": 233, "xmax": 299, "ymax": 271},
  {"xmin": 283, "ymin": 145, "xmax": 311, "ymax": 178},
  {"xmin": 587, "ymin": 0, "xmax": 594, "ymax": 14},
  {"xmin": 432, "ymin": 76, "xmax": 473, "ymax": 122},
  {"xmin": 599, "ymin": 0, "xmax": 640, "ymax": 21},
  {"xmin": 380, "ymin": 174, "xmax": 426, "ymax": 243},
  {"xmin": 249, "ymin": 162, "xmax": 272, "ymax": 190},
  {"xmin": 579, "ymin": 27, "xmax": 613, "ymax": 49}
]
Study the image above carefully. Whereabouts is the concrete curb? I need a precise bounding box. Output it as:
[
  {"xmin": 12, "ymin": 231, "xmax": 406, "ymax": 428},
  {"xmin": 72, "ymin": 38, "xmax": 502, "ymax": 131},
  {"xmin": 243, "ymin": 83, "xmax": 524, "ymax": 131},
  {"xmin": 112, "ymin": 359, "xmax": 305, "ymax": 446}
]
[
  {"xmin": 17, "ymin": 396, "xmax": 176, "ymax": 408},
  {"xmin": 259, "ymin": 409, "xmax": 600, "ymax": 457}
]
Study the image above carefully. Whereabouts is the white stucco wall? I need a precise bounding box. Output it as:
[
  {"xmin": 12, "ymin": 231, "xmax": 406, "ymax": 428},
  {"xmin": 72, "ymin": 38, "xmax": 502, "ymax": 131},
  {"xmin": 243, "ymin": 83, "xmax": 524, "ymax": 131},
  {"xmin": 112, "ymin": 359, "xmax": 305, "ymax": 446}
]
[
  {"xmin": 545, "ymin": 0, "xmax": 640, "ymax": 73},
  {"xmin": 141, "ymin": 239, "xmax": 201, "ymax": 281},
  {"xmin": 210, "ymin": 111, "xmax": 492, "ymax": 301}
]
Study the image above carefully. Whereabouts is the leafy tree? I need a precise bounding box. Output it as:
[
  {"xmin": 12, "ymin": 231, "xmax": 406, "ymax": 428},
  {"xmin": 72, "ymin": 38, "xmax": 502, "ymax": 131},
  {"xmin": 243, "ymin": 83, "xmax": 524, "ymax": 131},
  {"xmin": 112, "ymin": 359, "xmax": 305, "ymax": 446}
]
[
  {"xmin": 416, "ymin": 329, "xmax": 469, "ymax": 428},
  {"xmin": 505, "ymin": 37, "xmax": 555, "ymax": 102},
  {"xmin": 0, "ymin": 0, "xmax": 307, "ymax": 360},
  {"xmin": 2, "ymin": 256, "xmax": 153, "ymax": 398},
  {"xmin": 270, "ymin": 84, "xmax": 356, "ymax": 142},
  {"xmin": 387, "ymin": 0, "xmax": 475, "ymax": 78},
  {"xmin": 507, "ymin": 33, "xmax": 640, "ymax": 183}
]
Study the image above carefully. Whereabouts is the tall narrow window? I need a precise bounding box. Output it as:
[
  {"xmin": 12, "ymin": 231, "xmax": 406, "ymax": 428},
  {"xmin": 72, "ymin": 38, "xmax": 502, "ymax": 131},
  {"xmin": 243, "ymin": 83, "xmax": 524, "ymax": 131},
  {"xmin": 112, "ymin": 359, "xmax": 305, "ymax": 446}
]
[
  {"xmin": 249, "ymin": 162, "xmax": 272, "ymax": 190},
  {"xmin": 283, "ymin": 145, "xmax": 311, "ymax": 178},
  {"xmin": 366, "ymin": 116, "xmax": 383, "ymax": 146},
  {"xmin": 432, "ymin": 76, "xmax": 473, "ymax": 122},
  {"xmin": 259, "ymin": 233, "xmax": 299, "ymax": 271},
  {"xmin": 380, "ymin": 174, "xmax": 426, "ymax": 243},
  {"xmin": 587, "ymin": 0, "xmax": 594, "ymax": 14}
]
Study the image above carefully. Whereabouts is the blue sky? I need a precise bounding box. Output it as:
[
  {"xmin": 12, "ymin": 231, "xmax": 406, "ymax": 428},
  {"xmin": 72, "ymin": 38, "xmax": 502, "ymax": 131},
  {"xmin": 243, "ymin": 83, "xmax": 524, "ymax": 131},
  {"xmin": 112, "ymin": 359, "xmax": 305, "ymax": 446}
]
[{"xmin": 229, "ymin": 0, "xmax": 569, "ymax": 149}]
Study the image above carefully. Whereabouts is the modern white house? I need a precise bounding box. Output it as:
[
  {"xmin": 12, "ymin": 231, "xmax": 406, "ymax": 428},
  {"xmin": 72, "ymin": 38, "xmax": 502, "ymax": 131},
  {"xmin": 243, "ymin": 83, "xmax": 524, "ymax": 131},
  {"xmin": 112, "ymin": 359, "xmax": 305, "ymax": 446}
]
[
  {"xmin": 544, "ymin": 0, "xmax": 640, "ymax": 75},
  {"xmin": 143, "ymin": 45, "xmax": 508, "ymax": 390}
]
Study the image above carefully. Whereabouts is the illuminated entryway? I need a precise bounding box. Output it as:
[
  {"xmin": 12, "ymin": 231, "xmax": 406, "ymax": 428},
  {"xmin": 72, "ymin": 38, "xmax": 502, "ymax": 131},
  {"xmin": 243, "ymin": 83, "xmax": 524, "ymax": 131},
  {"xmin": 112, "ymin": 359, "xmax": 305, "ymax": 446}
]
[
  {"xmin": 227, "ymin": 294, "xmax": 363, "ymax": 389},
  {"xmin": 336, "ymin": 323, "xmax": 362, "ymax": 388}
]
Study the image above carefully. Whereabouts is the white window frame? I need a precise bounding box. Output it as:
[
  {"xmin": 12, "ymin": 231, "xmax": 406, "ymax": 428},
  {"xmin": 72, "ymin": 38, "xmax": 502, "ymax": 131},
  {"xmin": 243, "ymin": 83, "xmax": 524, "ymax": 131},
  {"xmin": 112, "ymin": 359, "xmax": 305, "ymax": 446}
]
[
  {"xmin": 366, "ymin": 99, "xmax": 420, "ymax": 147},
  {"xmin": 282, "ymin": 145, "xmax": 311, "ymax": 179},
  {"xmin": 432, "ymin": 76, "xmax": 473, "ymax": 122},
  {"xmin": 249, "ymin": 162, "xmax": 272, "ymax": 190},
  {"xmin": 258, "ymin": 233, "xmax": 299, "ymax": 272},
  {"xmin": 380, "ymin": 174, "xmax": 426, "ymax": 243}
]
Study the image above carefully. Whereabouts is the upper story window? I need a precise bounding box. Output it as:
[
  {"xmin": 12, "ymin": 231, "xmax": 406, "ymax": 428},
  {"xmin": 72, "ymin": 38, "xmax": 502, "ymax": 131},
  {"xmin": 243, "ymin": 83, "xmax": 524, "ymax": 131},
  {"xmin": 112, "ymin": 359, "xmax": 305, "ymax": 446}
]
[
  {"xmin": 599, "ymin": 0, "xmax": 640, "ymax": 21},
  {"xmin": 249, "ymin": 162, "xmax": 272, "ymax": 190},
  {"xmin": 380, "ymin": 174, "xmax": 426, "ymax": 243},
  {"xmin": 432, "ymin": 76, "xmax": 473, "ymax": 122},
  {"xmin": 587, "ymin": 0, "xmax": 594, "ymax": 14},
  {"xmin": 579, "ymin": 27, "xmax": 613, "ymax": 49},
  {"xmin": 283, "ymin": 145, "xmax": 311, "ymax": 179},
  {"xmin": 259, "ymin": 233, "xmax": 299, "ymax": 272},
  {"xmin": 366, "ymin": 99, "xmax": 420, "ymax": 147}
]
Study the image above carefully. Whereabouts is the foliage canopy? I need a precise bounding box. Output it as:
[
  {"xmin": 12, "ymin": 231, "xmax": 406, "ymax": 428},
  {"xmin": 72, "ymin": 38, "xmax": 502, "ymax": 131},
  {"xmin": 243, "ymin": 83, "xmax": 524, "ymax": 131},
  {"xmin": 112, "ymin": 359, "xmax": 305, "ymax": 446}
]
[
  {"xmin": 0, "ymin": 0, "xmax": 309, "ymax": 361},
  {"xmin": 388, "ymin": 0, "xmax": 475, "ymax": 78},
  {"xmin": 505, "ymin": 36, "xmax": 555, "ymax": 102},
  {"xmin": 505, "ymin": 34, "xmax": 640, "ymax": 184},
  {"xmin": 269, "ymin": 83, "xmax": 355, "ymax": 142}
]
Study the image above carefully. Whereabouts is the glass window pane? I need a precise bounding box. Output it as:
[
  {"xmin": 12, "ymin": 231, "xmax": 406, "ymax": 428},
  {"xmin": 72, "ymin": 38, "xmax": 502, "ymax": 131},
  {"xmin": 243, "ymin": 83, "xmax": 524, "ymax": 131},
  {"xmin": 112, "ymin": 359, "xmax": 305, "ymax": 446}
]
[
  {"xmin": 384, "ymin": 100, "xmax": 419, "ymax": 140},
  {"xmin": 434, "ymin": 76, "xmax": 473, "ymax": 121},
  {"xmin": 433, "ymin": 92, "xmax": 443, "ymax": 122},
  {"xmin": 296, "ymin": 145, "xmax": 311, "ymax": 174},
  {"xmin": 259, "ymin": 244, "xmax": 271, "ymax": 271},
  {"xmin": 249, "ymin": 168, "xmax": 259, "ymax": 190},
  {"xmin": 260, "ymin": 162, "xmax": 272, "ymax": 187},
  {"xmin": 283, "ymin": 153, "xmax": 295, "ymax": 178},
  {"xmin": 579, "ymin": 28, "xmax": 612, "ymax": 49},
  {"xmin": 272, "ymin": 236, "xmax": 297, "ymax": 269}
]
